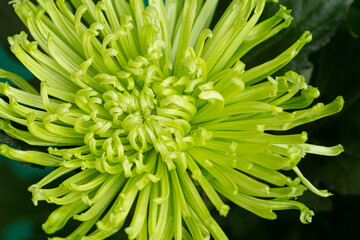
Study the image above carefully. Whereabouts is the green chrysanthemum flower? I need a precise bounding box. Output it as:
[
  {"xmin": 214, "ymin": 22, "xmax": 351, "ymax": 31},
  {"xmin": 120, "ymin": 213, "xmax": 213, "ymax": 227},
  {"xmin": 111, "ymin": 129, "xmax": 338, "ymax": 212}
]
[{"xmin": 0, "ymin": 0, "xmax": 344, "ymax": 239}]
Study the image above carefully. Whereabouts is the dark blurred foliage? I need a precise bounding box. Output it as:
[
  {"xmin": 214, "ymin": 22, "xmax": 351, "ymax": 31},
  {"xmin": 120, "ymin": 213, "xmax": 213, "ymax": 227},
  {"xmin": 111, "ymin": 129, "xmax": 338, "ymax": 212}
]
[{"xmin": 1, "ymin": 0, "xmax": 360, "ymax": 239}]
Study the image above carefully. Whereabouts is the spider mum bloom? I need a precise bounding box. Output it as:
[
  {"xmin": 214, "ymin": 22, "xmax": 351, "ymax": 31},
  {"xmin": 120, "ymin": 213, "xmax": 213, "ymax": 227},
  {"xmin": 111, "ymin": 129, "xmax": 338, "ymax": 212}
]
[{"xmin": 0, "ymin": 0, "xmax": 344, "ymax": 239}]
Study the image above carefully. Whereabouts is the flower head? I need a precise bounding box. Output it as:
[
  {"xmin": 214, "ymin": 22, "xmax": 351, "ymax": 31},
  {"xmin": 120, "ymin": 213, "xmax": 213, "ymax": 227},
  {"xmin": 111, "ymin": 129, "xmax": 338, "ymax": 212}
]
[{"xmin": 0, "ymin": 0, "xmax": 343, "ymax": 239}]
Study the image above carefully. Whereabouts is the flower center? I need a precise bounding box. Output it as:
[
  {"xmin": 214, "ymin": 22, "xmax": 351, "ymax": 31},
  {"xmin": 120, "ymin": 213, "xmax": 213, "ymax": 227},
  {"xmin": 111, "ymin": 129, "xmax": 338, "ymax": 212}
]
[
  {"xmin": 92, "ymin": 53, "xmax": 201, "ymax": 171},
  {"xmin": 121, "ymin": 111, "xmax": 191, "ymax": 155}
]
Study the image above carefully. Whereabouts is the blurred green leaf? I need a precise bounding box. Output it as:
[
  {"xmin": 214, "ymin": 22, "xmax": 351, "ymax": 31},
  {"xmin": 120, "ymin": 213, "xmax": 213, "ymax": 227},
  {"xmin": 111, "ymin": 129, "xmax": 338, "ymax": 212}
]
[
  {"xmin": 0, "ymin": 1, "xmax": 27, "ymax": 55},
  {"xmin": 300, "ymin": 17, "xmax": 360, "ymax": 196},
  {"xmin": 0, "ymin": 162, "xmax": 48, "ymax": 238},
  {"xmin": 346, "ymin": 1, "xmax": 360, "ymax": 38},
  {"xmin": 244, "ymin": 0, "xmax": 354, "ymax": 80}
]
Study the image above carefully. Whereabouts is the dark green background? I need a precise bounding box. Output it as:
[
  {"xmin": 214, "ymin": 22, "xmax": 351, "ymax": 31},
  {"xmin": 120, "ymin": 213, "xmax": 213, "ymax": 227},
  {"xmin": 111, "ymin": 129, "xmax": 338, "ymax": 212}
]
[{"xmin": 0, "ymin": 0, "xmax": 360, "ymax": 239}]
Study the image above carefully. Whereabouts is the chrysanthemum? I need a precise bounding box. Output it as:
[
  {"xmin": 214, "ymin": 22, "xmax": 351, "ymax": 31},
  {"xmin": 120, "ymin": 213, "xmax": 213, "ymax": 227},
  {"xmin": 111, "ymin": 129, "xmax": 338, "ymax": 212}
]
[{"xmin": 0, "ymin": 0, "xmax": 344, "ymax": 239}]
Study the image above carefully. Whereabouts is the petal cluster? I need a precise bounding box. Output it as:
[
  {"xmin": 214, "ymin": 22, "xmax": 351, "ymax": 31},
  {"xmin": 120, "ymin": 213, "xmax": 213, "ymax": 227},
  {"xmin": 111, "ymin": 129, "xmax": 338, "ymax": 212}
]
[{"xmin": 0, "ymin": 0, "xmax": 343, "ymax": 240}]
